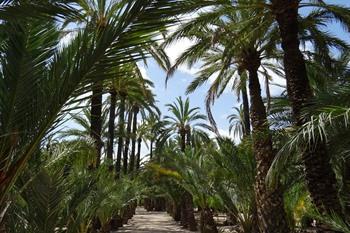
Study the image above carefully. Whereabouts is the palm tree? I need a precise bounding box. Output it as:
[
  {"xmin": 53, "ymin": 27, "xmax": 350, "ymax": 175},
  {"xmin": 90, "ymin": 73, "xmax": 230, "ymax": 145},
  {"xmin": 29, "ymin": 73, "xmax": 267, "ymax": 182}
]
[
  {"xmin": 106, "ymin": 88, "xmax": 117, "ymax": 167},
  {"xmin": 69, "ymin": 0, "xmax": 120, "ymax": 170},
  {"xmin": 163, "ymin": 97, "xmax": 210, "ymax": 231},
  {"xmin": 164, "ymin": 97, "xmax": 209, "ymax": 152},
  {"xmin": 270, "ymin": 0, "xmax": 349, "ymax": 218},
  {"xmin": 267, "ymin": 52, "xmax": 350, "ymax": 227},
  {"xmin": 129, "ymin": 86, "xmax": 157, "ymax": 173},
  {"xmin": 129, "ymin": 105, "xmax": 140, "ymax": 173},
  {"xmin": 135, "ymin": 119, "xmax": 153, "ymax": 171},
  {"xmin": 123, "ymin": 108, "xmax": 134, "ymax": 174},
  {"xmin": 211, "ymin": 138, "xmax": 257, "ymax": 233},
  {"xmin": 228, "ymin": 0, "xmax": 350, "ymax": 217},
  {"xmin": 228, "ymin": 106, "xmax": 248, "ymax": 140},
  {"xmin": 111, "ymin": 69, "xmax": 155, "ymax": 176},
  {"xmin": 159, "ymin": 144, "xmax": 219, "ymax": 233},
  {"xmin": 143, "ymin": 113, "xmax": 163, "ymax": 160},
  {"xmin": 0, "ymin": 0, "xmax": 221, "ymax": 207},
  {"xmin": 165, "ymin": 7, "xmax": 290, "ymax": 232},
  {"xmin": 106, "ymin": 65, "xmax": 143, "ymax": 172},
  {"xmin": 90, "ymin": 82, "xmax": 103, "ymax": 168}
]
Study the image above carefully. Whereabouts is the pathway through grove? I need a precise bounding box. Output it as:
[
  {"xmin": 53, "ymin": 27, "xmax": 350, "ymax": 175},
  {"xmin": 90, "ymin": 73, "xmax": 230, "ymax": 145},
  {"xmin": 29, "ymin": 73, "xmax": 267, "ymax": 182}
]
[{"xmin": 115, "ymin": 207, "xmax": 195, "ymax": 233}]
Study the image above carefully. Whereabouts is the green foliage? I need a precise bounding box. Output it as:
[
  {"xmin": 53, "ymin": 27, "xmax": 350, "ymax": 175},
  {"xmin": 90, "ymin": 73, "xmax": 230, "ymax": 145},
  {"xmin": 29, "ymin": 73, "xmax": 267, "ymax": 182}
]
[
  {"xmin": 4, "ymin": 140, "xmax": 143, "ymax": 233},
  {"xmin": 2, "ymin": 1, "xmax": 350, "ymax": 233}
]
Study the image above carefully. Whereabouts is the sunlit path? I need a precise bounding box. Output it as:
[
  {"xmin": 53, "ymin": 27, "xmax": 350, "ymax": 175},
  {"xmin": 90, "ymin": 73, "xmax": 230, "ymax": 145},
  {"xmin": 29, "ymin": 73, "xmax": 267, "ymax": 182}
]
[{"xmin": 115, "ymin": 207, "xmax": 195, "ymax": 233}]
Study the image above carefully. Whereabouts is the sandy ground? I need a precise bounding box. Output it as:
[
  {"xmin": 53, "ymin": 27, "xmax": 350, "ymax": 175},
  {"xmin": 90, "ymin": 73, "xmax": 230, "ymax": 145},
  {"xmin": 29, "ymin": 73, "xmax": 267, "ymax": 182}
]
[{"xmin": 114, "ymin": 207, "xmax": 195, "ymax": 233}]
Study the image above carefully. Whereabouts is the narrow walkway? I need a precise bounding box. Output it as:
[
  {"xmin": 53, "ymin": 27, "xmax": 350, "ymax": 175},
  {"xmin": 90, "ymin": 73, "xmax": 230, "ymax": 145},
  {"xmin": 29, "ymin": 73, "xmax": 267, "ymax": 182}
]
[{"xmin": 115, "ymin": 207, "xmax": 195, "ymax": 233}]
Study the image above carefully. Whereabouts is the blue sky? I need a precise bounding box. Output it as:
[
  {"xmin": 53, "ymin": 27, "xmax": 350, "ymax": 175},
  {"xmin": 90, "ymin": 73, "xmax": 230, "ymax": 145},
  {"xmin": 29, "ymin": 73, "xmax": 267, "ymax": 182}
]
[{"xmin": 141, "ymin": 0, "xmax": 350, "ymax": 139}]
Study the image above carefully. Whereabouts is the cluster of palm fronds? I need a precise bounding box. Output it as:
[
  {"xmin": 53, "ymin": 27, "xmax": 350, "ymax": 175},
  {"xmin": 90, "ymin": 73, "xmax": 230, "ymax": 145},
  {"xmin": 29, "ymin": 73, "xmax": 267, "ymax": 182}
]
[
  {"xmin": 2, "ymin": 1, "xmax": 350, "ymax": 233},
  {"xmin": 142, "ymin": 0, "xmax": 350, "ymax": 232},
  {"xmin": 0, "ymin": 0, "xmax": 223, "ymax": 232},
  {"xmin": 4, "ymin": 141, "xmax": 142, "ymax": 233}
]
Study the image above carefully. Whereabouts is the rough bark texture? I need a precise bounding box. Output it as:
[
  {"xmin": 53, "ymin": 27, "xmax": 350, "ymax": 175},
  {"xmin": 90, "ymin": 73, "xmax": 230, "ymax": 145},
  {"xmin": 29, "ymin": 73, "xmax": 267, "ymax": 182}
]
[
  {"xmin": 149, "ymin": 140, "xmax": 153, "ymax": 159},
  {"xmin": 115, "ymin": 95, "xmax": 126, "ymax": 178},
  {"xmin": 272, "ymin": 0, "xmax": 342, "ymax": 219},
  {"xmin": 172, "ymin": 202, "xmax": 181, "ymax": 222},
  {"xmin": 90, "ymin": 81, "xmax": 103, "ymax": 168},
  {"xmin": 107, "ymin": 91, "xmax": 116, "ymax": 170},
  {"xmin": 242, "ymin": 84, "xmax": 251, "ymax": 136},
  {"xmin": 129, "ymin": 106, "xmax": 139, "ymax": 173},
  {"xmin": 186, "ymin": 127, "xmax": 191, "ymax": 147},
  {"xmin": 180, "ymin": 198, "xmax": 188, "ymax": 228},
  {"xmin": 136, "ymin": 137, "xmax": 142, "ymax": 170},
  {"xmin": 200, "ymin": 208, "xmax": 218, "ymax": 233},
  {"xmin": 184, "ymin": 191, "xmax": 197, "ymax": 231},
  {"xmin": 123, "ymin": 110, "xmax": 133, "ymax": 174},
  {"xmin": 180, "ymin": 130, "xmax": 186, "ymax": 152},
  {"xmin": 245, "ymin": 50, "xmax": 290, "ymax": 233}
]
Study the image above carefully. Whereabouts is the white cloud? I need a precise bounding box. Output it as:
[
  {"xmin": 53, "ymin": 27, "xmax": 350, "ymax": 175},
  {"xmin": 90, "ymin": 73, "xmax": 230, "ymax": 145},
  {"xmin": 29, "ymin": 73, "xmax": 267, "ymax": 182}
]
[
  {"xmin": 165, "ymin": 37, "xmax": 201, "ymax": 76},
  {"xmin": 208, "ymin": 127, "xmax": 241, "ymax": 145}
]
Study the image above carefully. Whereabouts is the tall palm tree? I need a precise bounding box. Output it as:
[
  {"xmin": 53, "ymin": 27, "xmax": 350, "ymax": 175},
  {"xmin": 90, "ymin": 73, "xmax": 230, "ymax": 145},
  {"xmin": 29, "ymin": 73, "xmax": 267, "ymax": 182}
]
[
  {"xmin": 0, "ymin": 0, "xmax": 222, "ymax": 207},
  {"xmin": 164, "ymin": 97, "xmax": 210, "ymax": 231},
  {"xmin": 164, "ymin": 97, "xmax": 209, "ymax": 152},
  {"xmin": 113, "ymin": 76, "xmax": 137, "ymax": 177},
  {"xmin": 106, "ymin": 88, "xmax": 117, "ymax": 167},
  {"xmin": 129, "ymin": 86, "xmax": 157, "ymax": 173},
  {"xmin": 106, "ymin": 67, "xmax": 141, "ymax": 173},
  {"xmin": 0, "ymin": 0, "xmax": 152, "ymax": 202},
  {"xmin": 90, "ymin": 82, "xmax": 103, "ymax": 168},
  {"xmin": 269, "ymin": 0, "xmax": 350, "ymax": 217},
  {"xmin": 123, "ymin": 108, "xmax": 133, "ymax": 174},
  {"xmin": 129, "ymin": 104, "xmax": 139, "ymax": 173},
  {"xmin": 134, "ymin": 119, "xmax": 152, "ymax": 171},
  {"xmin": 222, "ymin": 0, "xmax": 350, "ymax": 218},
  {"xmin": 165, "ymin": 7, "xmax": 290, "ymax": 232},
  {"xmin": 111, "ymin": 68, "xmax": 156, "ymax": 176},
  {"xmin": 69, "ymin": 0, "xmax": 121, "ymax": 169}
]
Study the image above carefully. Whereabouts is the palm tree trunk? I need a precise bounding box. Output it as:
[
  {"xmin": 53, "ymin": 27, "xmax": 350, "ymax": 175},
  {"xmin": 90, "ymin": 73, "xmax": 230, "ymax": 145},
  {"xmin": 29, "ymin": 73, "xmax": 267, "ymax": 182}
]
[
  {"xmin": 180, "ymin": 198, "xmax": 188, "ymax": 228},
  {"xmin": 272, "ymin": 0, "xmax": 341, "ymax": 217},
  {"xmin": 246, "ymin": 52, "xmax": 289, "ymax": 233},
  {"xmin": 172, "ymin": 202, "xmax": 181, "ymax": 221},
  {"xmin": 115, "ymin": 95, "xmax": 126, "ymax": 178},
  {"xmin": 123, "ymin": 109, "xmax": 133, "ymax": 174},
  {"xmin": 180, "ymin": 131, "xmax": 186, "ymax": 152},
  {"xmin": 180, "ymin": 129, "xmax": 197, "ymax": 231},
  {"xmin": 241, "ymin": 84, "xmax": 251, "ymax": 136},
  {"xmin": 90, "ymin": 81, "xmax": 103, "ymax": 168},
  {"xmin": 200, "ymin": 207, "xmax": 218, "ymax": 233},
  {"xmin": 186, "ymin": 128, "xmax": 191, "ymax": 147},
  {"xmin": 107, "ymin": 90, "xmax": 116, "ymax": 170},
  {"xmin": 129, "ymin": 105, "xmax": 139, "ymax": 173},
  {"xmin": 184, "ymin": 191, "xmax": 197, "ymax": 231},
  {"xmin": 136, "ymin": 137, "xmax": 142, "ymax": 170},
  {"xmin": 149, "ymin": 140, "xmax": 153, "ymax": 159}
]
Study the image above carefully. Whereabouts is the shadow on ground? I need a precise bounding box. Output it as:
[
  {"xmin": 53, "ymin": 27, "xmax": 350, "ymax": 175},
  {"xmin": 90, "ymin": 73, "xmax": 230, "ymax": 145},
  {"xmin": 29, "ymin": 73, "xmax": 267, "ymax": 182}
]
[{"xmin": 114, "ymin": 208, "xmax": 195, "ymax": 233}]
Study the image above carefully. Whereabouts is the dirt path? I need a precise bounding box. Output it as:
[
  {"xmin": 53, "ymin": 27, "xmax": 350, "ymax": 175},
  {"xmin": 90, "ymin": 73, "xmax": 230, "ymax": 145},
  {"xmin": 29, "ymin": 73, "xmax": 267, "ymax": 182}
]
[{"xmin": 115, "ymin": 207, "xmax": 195, "ymax": 233}]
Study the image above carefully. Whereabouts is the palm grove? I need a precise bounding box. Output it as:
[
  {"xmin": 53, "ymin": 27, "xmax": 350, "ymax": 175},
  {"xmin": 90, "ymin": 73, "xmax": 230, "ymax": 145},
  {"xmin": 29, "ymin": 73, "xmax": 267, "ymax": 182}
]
[{"xmin": 0, "ymin": 1, "xmax": 350, "ymax": 233}]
